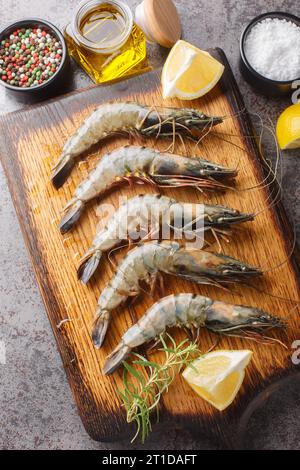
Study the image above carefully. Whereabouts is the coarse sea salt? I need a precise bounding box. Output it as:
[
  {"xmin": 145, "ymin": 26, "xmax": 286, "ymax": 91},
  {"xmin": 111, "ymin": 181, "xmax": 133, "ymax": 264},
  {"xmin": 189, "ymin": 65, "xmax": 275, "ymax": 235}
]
[{"xmin": 244, "ymin": 18, "xmax": 300, "ymax": 81}]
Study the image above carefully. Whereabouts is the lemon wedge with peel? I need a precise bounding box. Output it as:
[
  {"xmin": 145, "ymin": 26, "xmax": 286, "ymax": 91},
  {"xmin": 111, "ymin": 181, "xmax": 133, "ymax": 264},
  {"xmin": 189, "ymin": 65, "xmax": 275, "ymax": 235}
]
[
  {"xmin": 182, "ymin": 350, "xmax": 252, "ymax": 411},
  {"xmin": 276, "ymin": 103, "xmax": 300, "ymax": 149},
  {"xmin": 162, "ymin": 40, "xmax": 225, "ymax": 100}
]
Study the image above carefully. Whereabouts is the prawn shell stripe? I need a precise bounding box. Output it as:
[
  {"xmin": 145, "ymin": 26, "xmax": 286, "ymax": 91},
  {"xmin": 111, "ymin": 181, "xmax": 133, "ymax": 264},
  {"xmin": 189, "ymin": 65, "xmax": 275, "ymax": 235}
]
[
  {"xmin": 103, "ymin": 294, "xmax": 283, "ymax": 375},
  {"xmin": 58, "ymin": 145, "xmax": 236, "ymax": 233},
  {"xmin": 76, "ymin": 195, "xmax": 255, "ymax": 285},
  {"xmin": 92, "ymin": 241, "xmax": 262, "ymax": 348},
  {"xmin": 51, "ymin": 102, "xmax": 223, "ymax": 188}
]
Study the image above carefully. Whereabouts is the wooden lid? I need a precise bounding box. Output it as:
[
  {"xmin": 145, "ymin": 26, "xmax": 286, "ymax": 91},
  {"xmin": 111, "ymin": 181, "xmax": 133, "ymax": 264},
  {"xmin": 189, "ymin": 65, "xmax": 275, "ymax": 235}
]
[{"xmin": 142, "ymin": 0, "xmax": 181, "ymax": 48}]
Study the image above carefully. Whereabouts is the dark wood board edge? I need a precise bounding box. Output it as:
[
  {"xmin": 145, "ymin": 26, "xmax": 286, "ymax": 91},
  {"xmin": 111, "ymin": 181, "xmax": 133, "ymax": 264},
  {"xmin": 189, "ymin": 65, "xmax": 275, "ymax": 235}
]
[
  {"xmin": 208, "ymin": 48, "xmax": 300, "ymax": 447},
  {"xmin": 1, "ymin": 66, "xmax": 154, "ymax": 119},
  {"xmin": 0, "ymin": 122, "xmax": 130, "ymax": 442},
  {"xmin": 214, "ymin": 48, "xmax": 300, "ymax": 277},
  {"xmin": 0, "ymin": 72, "xmax": 163, "ymax": 443},
  {"xmin": 0, "ymin": 48, "xmax": 299, "ymax": 446}
]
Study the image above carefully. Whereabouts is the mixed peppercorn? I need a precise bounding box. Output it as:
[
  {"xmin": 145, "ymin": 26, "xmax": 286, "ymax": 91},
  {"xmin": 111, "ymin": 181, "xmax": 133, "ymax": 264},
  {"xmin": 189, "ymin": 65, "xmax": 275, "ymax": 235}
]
[{"xmin": 0, "ymin": 27, "xmax": 63, "ymax": 88}]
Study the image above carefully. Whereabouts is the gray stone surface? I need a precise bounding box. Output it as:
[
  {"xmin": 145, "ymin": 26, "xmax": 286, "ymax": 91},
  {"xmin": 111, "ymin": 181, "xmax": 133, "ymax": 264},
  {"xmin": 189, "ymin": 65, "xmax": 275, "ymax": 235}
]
[{"xmin": 0, "ymin": 0, "xmax": 299, "ymax": 450}]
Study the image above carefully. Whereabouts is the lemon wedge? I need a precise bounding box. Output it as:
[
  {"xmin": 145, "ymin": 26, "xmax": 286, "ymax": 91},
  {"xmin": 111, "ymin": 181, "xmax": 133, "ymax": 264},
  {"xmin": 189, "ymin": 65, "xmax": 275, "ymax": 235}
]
[
  {"xmin": 161, "ymin": 40, "xmax": 224, "ymax": 100},
  {"xmin": 276, "ymin": 103, "xmax": 300, "ymax": 149},
  {"xmin": 182, "ymin": 350, "xmax": 252, "ymax": 411}
]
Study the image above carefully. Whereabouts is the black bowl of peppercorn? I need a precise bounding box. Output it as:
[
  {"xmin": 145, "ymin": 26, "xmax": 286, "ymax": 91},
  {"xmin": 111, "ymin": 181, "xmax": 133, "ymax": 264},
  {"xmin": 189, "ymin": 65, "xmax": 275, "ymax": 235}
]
[{"xmin": 0, "ymin": 18, "xmax": 69, "ymax": 96}]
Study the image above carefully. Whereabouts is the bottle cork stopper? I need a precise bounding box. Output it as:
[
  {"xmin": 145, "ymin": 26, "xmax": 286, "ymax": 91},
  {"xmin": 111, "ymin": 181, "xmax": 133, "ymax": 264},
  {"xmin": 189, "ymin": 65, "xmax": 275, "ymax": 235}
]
[{"xmin": 135, "ymin": 0, "xmax": 181, "ymax": 48}]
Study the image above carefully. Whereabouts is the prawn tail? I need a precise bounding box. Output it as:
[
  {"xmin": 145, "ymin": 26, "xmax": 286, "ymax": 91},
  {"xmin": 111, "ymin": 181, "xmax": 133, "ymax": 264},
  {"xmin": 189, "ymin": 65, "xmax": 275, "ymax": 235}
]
[
  {"xmin": 59, "ymin": 199, "xmax": 85, "ymax": 234},
  {"xmin": 102, "ymin": 342, "xmax": 131, "ymax": 375},
  {"xmin": 77, "ymin": 249, "xmax": 102, "ymax": 284},
  {"xmin": 92, "ymin": 309, "xmax": 111, "ymax": 349},
  {"xmin": 51, "ymin": 154, "xmax": 74, "ymax": 189}
]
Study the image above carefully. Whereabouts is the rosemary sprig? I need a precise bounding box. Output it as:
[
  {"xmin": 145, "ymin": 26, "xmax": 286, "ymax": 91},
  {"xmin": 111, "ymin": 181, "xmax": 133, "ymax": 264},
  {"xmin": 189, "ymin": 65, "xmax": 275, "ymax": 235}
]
[{"xmin": 118, "ymin": 334, "xmax": 200, "ymax": 443}]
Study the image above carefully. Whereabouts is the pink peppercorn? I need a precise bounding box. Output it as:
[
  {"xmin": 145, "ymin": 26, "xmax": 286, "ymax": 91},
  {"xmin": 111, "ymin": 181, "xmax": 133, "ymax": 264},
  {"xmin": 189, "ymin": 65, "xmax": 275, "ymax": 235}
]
[{"xmin": 1, "ymin": 26, "xmax": 62, "ymax": 88}]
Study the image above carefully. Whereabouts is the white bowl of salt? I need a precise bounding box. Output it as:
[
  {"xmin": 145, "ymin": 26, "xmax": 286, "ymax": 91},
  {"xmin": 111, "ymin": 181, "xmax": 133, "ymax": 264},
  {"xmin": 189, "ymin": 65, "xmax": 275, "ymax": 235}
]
[{"xmin": 240, "ymin": 11, "xmax": 300, "ymax": 96}]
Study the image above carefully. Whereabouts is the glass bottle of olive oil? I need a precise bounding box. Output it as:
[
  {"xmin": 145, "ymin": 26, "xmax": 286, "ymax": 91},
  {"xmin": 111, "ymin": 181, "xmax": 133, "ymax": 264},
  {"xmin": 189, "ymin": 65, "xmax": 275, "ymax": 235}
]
[{"xmin": 64, "ymin": 0, "xmax": 148, "ymax": 84}]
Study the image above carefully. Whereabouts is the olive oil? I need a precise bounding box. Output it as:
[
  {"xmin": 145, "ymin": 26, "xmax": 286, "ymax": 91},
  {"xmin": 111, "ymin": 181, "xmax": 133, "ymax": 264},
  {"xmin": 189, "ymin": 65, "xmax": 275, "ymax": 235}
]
[
  {"xmin": 80, "ymin": 5, "xmax": 125, "ymax": 43},
  {"xmin": 64, "ymin": 0, "xmax": 148, "ymax": 84}
]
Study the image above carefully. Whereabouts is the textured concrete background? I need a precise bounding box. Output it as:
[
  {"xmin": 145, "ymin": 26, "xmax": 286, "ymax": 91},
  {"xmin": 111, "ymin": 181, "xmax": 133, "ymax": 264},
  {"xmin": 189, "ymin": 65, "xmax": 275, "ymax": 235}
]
[{"xmin": 0, "ymin": 0, "xmax": 299, "ymax": 450}]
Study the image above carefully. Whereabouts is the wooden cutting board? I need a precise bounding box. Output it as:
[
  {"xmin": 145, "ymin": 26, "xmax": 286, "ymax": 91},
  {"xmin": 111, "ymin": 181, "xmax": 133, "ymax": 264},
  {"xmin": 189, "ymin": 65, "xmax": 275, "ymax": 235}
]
[{"xmin": 0, "ymin": 48, "xmax": 299, "ymax": 447}]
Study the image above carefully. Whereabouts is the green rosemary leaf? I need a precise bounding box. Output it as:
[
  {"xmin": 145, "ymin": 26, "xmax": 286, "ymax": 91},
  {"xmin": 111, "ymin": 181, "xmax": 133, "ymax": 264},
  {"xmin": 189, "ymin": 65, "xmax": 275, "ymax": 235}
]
[
  {"xmin": 164, "ymin": 333, "xmax": 175, "ymax": 348},
  {"xmin": 123, "ymin": 361, "xmax": 146, "ymax": 385},
  {"xmin": 118, "ymin": 390, "xmax": 130, "ymax": 404},
  {"xmin": 118, "ymin": 334, "xmax": 200, "ymax": 443},
  {"xmin": 159, "ymin": 334, "xmax": 168, "ymax": 350},
  {"xmin": 132, "ymin": 359, "xmax": 161, "ymax": 368},
  {"xmin": 159, "ymin": 346, "xmax": 177, "ymax": 354}
]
